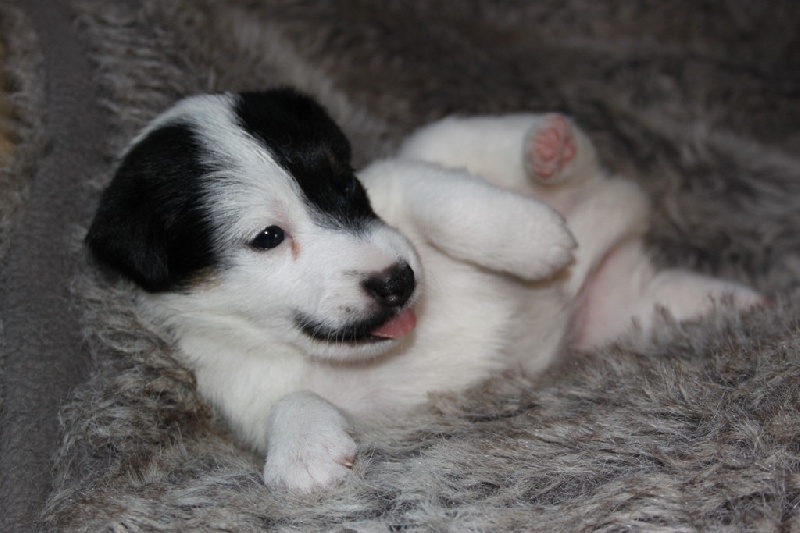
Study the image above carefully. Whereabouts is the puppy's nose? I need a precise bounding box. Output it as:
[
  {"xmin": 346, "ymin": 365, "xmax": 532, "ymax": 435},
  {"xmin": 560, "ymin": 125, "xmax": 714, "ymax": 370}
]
[{"xmin": 362, "ymin": 262, "xmax": 415, "ymax": 308}]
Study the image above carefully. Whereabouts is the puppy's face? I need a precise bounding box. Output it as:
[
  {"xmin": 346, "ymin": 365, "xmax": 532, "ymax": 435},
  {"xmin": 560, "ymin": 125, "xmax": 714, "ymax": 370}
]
[{"xmin": 87, "ymin": 90, "xmax": 420, "ymax": 361}]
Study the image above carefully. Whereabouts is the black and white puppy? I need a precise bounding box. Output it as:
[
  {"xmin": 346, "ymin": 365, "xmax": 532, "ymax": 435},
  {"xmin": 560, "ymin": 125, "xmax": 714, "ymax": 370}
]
[{"xmin": 87, "ymin": 89, "xmax": 761, "ymax": 491}]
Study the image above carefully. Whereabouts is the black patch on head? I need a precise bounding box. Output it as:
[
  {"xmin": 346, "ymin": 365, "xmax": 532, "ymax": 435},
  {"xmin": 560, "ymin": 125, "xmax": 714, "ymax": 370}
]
[
  {"xmin": 85, "ymin": 122, "xmax": 218, "ymax": 292},
  {"xmin": 234, "ymin": 89, "xmax": 377, "ymax": 230}
]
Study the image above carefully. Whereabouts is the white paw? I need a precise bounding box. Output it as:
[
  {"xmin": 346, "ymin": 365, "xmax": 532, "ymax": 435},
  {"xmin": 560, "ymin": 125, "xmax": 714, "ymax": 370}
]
[
  {"xmin": 707, "ymin": 281, "xmax": 767, "ymax": 313},
  {"xmin": 529, "ymin": 210, "xmax": 577, "ymax": 277},
  {"xmin": 500, "ymin": 199, "xmax": 577, "ymax": 281},
  {"xmin": 263, "ymin": 429, "xmax": 357, "ymax": 492},
  {"xmin": 263, "ymin": 391, "xmax": 357, "ymax": 492}
]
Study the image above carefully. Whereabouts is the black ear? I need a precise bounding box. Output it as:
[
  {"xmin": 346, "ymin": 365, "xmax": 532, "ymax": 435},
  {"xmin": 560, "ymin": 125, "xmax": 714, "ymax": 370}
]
[
  {"xmin": 235, "ymin": 89, "xmax": 377, "ymax": 228},
  {"xmin": 85, "ymin": 123, "xmax": 217, "ymax": 292}
]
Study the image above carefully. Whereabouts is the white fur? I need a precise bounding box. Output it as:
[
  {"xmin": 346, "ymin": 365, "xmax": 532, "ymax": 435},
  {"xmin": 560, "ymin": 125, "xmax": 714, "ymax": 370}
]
[{"xmin": 135, "ymin": 101, "xmax": 761, "ymax": 491}]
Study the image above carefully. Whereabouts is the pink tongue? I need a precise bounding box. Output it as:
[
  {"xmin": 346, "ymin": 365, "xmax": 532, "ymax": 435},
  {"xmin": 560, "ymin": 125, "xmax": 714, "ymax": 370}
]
[{"xmin": 371, "ymin": 309, "xmax": 417, "ymax": 339}]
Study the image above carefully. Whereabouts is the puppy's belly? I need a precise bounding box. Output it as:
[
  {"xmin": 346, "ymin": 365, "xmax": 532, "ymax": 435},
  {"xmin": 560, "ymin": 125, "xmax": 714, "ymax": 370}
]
[
  {"xmin": 504, "ymin": 279, "xmax": 572, "ymax": 376},
  {"xmin": 569, "ymin": 239, "xmax": 654, "ymax": 349}
]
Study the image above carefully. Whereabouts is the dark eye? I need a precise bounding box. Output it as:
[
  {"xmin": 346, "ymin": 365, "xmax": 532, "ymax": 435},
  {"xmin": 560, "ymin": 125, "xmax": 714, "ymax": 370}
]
[
  {"xmin": 250, "ymin": 226, "xmax": 285, "ymax": 250},
  {"xmin": 341, "ymin": 174, "xmax": 357, "ymax": 196},
  {"xmin": 345, "ymin": 176, "xmax": 356, "ymax": 194}
]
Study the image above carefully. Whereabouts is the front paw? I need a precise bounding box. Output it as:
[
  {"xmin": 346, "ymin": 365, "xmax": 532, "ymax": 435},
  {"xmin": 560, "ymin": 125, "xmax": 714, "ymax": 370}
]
[
  {"xmin": 263, "ymin": 431, "xmax": 357, "ymax": 492},
  {"xmin": 523, "ymin": 208, "xmax": 577, "ymax": 279},
  {"xmin": 497, "ymin": 199, "xmax": 576, "ymax": 281},
  {"xmin": 263, "ymin": 391, "xmax": 358, "ymax": 492}
]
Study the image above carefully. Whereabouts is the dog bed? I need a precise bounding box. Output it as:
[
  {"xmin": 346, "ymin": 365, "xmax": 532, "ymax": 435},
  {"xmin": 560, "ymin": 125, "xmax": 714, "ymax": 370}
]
[{"xmin": 1, "ymin": 1, "xmax": 799, "ymax": 530}]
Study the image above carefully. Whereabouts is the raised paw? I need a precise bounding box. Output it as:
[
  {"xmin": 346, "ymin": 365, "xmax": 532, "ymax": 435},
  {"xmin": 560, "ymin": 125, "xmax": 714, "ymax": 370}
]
[
  {"xmin": 524, "ymin": 114, "xmax": 579, "ymax": 185},
  {"xmin": 472, "ymin": 192, "xmax": 576, "ymax": 282},
  {"xmin": 515, "ymin": 203, "xmax": 577, "ymax": 280}
]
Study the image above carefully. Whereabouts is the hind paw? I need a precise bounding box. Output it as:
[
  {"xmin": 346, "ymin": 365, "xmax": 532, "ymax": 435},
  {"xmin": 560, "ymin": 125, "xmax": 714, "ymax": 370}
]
[{"xmin": 524, "ymin": 114, "xmax": 579, "ymax": 185}]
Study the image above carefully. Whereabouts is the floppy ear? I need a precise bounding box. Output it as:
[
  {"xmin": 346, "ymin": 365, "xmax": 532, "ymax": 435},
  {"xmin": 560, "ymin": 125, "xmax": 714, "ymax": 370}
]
[{"xmin": 85, "ymin": 123, "xmax": 215, "ymax": 292}]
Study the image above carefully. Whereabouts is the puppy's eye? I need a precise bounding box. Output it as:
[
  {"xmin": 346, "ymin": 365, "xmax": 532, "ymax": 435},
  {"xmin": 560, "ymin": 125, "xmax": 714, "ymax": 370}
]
[
  {"xmin": 343, "ymin": 175, "xmax": 356, "ymax": 195},
  {"xmin": 250, "ymin": 226, "xmax": 285, "ymax": 250},
  {"xmin": 339, "ymin": 174, "xmax": 358, "ymax": 196}
]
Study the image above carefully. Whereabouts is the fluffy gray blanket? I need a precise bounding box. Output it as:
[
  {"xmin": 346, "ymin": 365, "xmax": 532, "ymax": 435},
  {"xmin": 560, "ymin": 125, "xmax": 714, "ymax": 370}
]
[{"xmin": 2, "ymin": 1, "xmax": 799, "ymax": 530}]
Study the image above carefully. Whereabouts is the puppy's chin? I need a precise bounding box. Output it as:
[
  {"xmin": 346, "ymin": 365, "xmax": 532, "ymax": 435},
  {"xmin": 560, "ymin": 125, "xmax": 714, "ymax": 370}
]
[{"xmin": 302, "ymin": 337, "xmax": 400, "ymax": 362}]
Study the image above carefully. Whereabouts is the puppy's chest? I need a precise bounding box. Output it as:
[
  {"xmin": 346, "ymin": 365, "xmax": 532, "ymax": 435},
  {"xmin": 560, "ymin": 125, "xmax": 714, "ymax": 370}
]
[
  {"xmin": 302, "ymin": 288, "xmax": 558, "ymax": 416},
  {"xmin": 301, "ymin": 354, "xmax": 505, "ymax": 417}
]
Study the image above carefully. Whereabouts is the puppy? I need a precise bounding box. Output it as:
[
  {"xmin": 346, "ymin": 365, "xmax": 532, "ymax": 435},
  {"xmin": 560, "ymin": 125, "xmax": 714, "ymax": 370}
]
[{"xmin": 86, "ymin": 89, "xmax": 761, "ymax": 492}]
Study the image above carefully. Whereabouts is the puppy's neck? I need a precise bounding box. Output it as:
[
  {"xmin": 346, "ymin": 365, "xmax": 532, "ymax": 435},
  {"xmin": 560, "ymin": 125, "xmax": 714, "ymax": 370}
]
[{"xmin": 140, "ymin": 293, "xmax": 312, "ymax": 452}]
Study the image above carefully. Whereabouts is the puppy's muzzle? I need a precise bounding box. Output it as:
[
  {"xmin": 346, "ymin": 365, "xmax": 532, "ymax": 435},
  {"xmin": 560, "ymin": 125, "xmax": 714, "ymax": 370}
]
[{"xmin": 362, "ymin": 262, "xmax": 415, "ymax": 309}]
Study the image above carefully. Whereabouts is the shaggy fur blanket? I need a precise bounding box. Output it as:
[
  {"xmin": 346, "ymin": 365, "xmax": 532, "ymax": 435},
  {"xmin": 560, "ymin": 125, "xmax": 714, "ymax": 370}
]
[{"xmin": 2, "ymin": 1, "xmax": 799, "ymax": 530}]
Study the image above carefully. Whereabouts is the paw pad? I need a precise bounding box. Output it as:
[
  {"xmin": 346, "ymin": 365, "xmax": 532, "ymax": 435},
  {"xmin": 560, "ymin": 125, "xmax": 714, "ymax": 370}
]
[{"xmin": 526, "ymin": 114, "xmax": 578, "ymax": 183}]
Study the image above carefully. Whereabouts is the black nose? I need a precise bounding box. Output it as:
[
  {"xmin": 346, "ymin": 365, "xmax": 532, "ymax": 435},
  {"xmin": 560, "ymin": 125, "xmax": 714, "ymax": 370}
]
[{"xmin": 362, "ymin": 262, "xmax": 415, "ymax": 308}]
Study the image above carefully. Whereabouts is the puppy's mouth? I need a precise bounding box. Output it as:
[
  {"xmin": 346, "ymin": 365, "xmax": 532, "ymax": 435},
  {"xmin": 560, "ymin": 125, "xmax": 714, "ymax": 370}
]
[{"xmin": 296, "ymin": 308, "xmax": 417, "ymax": 345}]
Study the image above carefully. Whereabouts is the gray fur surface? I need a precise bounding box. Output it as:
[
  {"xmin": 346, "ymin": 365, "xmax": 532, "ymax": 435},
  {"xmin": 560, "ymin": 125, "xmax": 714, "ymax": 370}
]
[
  {"xmin": 0, "ymin": 3, "xmax": 43, "ymax": 266},
  {"xmin": 4, "ymin": 0, "xmax": 797, "ymax": 530},
  {"xmin": 1, "ymin": 1, "xmax": 106, "ymax": 530},
  {"xmin": 0, "ymin": 3, "xmax": 45, "ymax": 528}
]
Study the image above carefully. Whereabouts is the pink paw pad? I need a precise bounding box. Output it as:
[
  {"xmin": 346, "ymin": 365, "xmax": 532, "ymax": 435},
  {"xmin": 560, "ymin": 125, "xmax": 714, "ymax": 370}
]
[{"xmin": 527, "ymin": 114, "xmax": 578, "ymax": 182}]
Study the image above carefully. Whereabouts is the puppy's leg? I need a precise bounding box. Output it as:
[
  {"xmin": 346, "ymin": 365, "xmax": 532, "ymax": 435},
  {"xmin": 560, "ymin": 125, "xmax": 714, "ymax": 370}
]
[
  {"xmin": 641, "ymin": 269, "xmax": 765, "ymax": 324},
  {"xmin": 561, "ymin": 177, "xmax": 651, "ymax": 296},
  {"xmin": 263, "ymin": 390, "xmax": 357, "ymax": 492},
  {"xmin": 574, "ymin": 241, "xmax": 765, "ymax": 349},
  {"xmin": 398, "ymin": 115, "xmax": 537, "ymax": 189},
  {"xmin": 366, "ymin": 161, "xmax": 576, "ymax": 281},
  {"xmin": 399, "ymin": 113, "xmax": 599, "ymax": 214}
]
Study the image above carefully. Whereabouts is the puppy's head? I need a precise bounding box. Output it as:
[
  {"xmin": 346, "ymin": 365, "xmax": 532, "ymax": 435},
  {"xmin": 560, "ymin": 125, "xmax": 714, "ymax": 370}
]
[{"xmin": 86, "ymin": 89, "xmax": 420, "ymax": 360}]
